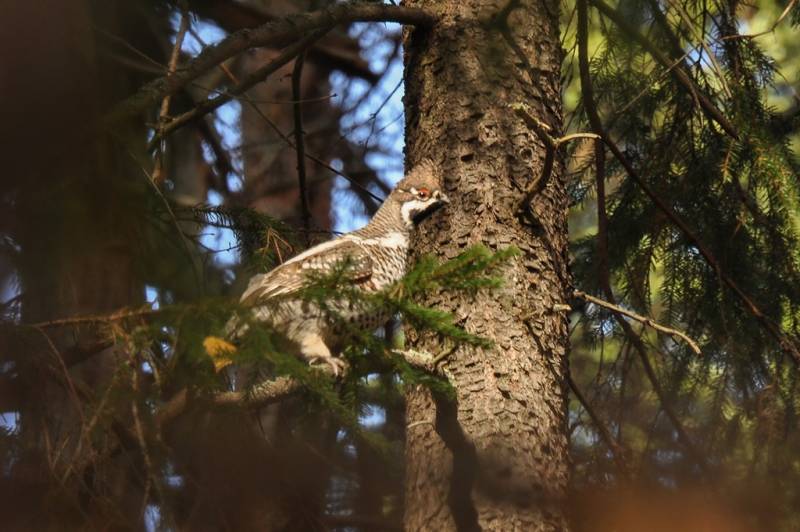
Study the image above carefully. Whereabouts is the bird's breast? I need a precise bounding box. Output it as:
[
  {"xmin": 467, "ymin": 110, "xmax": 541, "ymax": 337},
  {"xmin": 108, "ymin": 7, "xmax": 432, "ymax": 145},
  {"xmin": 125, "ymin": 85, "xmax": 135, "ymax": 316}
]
[{"xmin": 361, "ymin": 241, "xmax": 409, "ymax": 291}]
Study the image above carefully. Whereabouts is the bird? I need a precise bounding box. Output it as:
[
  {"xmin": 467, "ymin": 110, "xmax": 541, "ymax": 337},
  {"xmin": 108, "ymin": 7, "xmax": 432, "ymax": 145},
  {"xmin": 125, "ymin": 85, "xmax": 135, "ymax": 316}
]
[{"xmin": 229, "ymin": 160, "xmax": 449, "ymax": 376}]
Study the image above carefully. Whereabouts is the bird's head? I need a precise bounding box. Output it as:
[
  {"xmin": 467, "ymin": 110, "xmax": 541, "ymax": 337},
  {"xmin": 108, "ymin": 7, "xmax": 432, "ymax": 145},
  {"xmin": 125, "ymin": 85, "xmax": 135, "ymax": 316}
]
[{"xmin": 393, "ymin": 159, "xmax": 450, "ymax": 227}]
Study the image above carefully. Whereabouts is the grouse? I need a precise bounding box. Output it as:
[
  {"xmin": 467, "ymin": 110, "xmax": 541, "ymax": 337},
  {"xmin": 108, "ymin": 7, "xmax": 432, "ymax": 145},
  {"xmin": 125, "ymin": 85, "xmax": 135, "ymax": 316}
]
[{"xmin": 232, "ymin": 160, "xmax": 449, "ymax": 375}]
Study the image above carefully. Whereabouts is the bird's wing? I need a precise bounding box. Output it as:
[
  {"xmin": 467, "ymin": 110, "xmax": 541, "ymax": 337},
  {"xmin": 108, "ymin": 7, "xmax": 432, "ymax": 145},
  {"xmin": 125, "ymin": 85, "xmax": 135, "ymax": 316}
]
[{"xmin": 239, "ymin": 238, "xmax": 373, "ymax": 305}]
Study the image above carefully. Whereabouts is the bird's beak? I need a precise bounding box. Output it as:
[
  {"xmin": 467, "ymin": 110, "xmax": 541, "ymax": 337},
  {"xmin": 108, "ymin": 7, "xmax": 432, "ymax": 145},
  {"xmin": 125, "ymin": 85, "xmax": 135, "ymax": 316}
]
[{"xmin": 436, "ymin": 191, "xmax": 450, "ymax": 204}]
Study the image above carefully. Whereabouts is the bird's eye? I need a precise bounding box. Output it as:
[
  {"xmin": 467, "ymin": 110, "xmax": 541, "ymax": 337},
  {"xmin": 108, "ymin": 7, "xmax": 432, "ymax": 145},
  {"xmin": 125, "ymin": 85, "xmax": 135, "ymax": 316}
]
[{"xmin": 417, "ymin": 188, "xmax": 430, "ymax": 199}]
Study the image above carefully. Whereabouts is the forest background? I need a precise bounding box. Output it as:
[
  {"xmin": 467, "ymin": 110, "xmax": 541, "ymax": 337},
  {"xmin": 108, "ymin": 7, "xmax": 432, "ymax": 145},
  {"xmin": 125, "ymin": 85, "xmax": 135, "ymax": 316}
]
[{"xmin": 1, "ymin": 0, "xmax": 799, "ymax": 530}]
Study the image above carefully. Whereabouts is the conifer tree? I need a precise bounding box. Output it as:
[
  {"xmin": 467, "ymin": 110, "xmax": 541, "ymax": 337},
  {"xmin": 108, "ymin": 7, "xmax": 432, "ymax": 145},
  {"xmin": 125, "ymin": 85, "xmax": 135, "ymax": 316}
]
[{"xmin": 1, "ymin": 0, "xmax": 799, "ymax": 530}]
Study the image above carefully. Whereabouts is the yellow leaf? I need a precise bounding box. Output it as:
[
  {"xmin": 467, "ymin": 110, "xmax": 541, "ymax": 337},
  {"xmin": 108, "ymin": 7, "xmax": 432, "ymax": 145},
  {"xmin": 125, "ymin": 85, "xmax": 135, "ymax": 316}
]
[{"xmin": 203, "ymin": 336, "xmax": 237, "ymax": 372}]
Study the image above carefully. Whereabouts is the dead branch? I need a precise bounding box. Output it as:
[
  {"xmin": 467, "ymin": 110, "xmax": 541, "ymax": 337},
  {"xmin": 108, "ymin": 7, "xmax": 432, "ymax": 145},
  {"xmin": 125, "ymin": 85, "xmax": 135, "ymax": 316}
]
[
  {"xmin": 30, "ymin": 306, "xmax": 161, "ymax": 329},
  {"xmin": 154, "ymin": 28, "xmax": 329, "ymax": 142},
  {"xmin": 292, "ymin": 51, "xmax": 312, "ymax": 245},
  {"xmin": 574, "ymin": 290, "xmax": 702, "ymax": 355},
  {"xmin": 105, "ymin": 3, "xmax": 436, "ymax": 125},
  {"xmin": 190, "ymin": 0, "xmax": 379, "ymax": 83},
  {"xmin": 154, "ymin": 376, "xmax": 302, "ymax": 430},
  {"xmin": 240, "ymin": 92, "xmax": 385, "ymax": 204},
  {"xmin": 511, "ymin": 102, "xmax": 599, "ymax": 210},
  {"xmin": 566, "ymin": 370, "xmax": 630, "ymax": 476},
  {"xmin": 182, "ymin": 43, "xmax": 385, "ymax": 206},
  {"xmin": 152, "ymin": 2, "xmax": 190, "ymax": 185},
  {"xmin": 721, "ymin": 0, "xmax": 797, "ymax": 40}
]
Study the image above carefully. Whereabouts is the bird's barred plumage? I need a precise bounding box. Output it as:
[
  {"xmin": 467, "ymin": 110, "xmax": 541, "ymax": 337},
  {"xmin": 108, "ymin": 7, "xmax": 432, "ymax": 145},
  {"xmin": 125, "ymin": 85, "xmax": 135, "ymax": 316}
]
[{"xmin": 231, "ymin": 160, "xmax": 448, "ymax": 375}]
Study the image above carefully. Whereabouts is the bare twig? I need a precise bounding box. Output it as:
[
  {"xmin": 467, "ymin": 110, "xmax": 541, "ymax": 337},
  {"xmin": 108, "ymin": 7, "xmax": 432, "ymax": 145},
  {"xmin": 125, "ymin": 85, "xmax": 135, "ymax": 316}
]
[
  {"xmin": 105, "ymin": 3, "xmax": 436, "ymax": 125},
  {"xmin": 556, "ymin": 132, "xmax": 601, "ymax": 144},
  {"xmin": 93, "ymin": 25, "xmax": 166, "ymax": 73},
  {"xmin": 133, "ymin": 153, "xmax": 204, "ymax": 289},
  {"xmin": 566, "ymin": 370, "xmax": 629, "ymax": 476},
  {"xmin": 79, "ymin": 359, "xmax": 128, "ymax": 449},
  {"xmin": 243, "ymin": 95, "xmax": 385, "ymax": 203},
  {"xmin": 131, "ymin": 367, "xmax": 164, "ymax": 523},
  {"xmin": 30, "ymin": 305, "xmax": 161, "ymax": 329},
  {"xmin": 30, "ymin": 327, "xmax": 86, "ymax": 427},
  {"xmin": 721, "ymin": 0, "xmax": 797, "ymax": 40},
  {"xmin": 361, "ymin": 77, "xmax": 403, "ymax": 157},
  {"xmin": 575, "ymin": 290, "xmax": 702, "ymax": 355},
  {"xmin": 511, "ymin": 102, "xmax": 599, "ymax": 209},
  {"xmin": 195, "ymin": 117, "xmax": 236, "ymax": 192},
  {"xmin": 152, "ymin": 28, "xmax": 329, "ymax": 144},
  {"xmin": 152, "ymin": 2, "xmax": 190, "ymax": 185},
  {"xmin": 291, "ymin": 51, "xmax": 312, "ymax": 245}
]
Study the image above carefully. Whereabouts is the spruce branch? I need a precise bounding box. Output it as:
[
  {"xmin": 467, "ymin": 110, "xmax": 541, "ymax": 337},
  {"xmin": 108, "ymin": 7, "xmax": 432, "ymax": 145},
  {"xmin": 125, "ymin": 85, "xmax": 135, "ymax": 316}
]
[
  {"xmin": 576, "ymin": 0, "xmax": 800, "ymax": 365},
  {"xmin": 587, "ymin": 0, "xmax": 739, "ymax": 139},
  {"xmin": 23, "ymin": 245, "xmax": 516, "ymax": 442},
  {"xmin": 578, "ymin": 0, "xmax": 711, "ymax": 472}
]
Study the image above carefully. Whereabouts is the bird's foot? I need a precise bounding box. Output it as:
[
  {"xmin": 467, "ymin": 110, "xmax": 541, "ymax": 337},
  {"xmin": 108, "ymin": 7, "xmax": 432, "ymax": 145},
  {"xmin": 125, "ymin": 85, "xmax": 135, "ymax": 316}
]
[{"xmin": 307, "ymin": 355, "xmax": 349, "ymax": 378}]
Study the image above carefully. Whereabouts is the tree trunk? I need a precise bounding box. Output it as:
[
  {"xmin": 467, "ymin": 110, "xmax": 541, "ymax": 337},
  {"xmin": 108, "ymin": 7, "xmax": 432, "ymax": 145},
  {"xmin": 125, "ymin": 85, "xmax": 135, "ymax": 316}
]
[
  {"xmin": 1, "ymin": 2, "xmax": 163, "ymax": 527},
  {"xmin": 402, "ymin": 1, "xmax": 570, "ymax": 530}
]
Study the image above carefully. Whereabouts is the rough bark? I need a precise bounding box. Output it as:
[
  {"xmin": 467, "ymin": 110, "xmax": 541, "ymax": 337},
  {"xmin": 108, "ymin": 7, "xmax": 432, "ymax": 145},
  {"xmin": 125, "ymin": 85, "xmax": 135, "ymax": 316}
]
[{"xmin": 402, "ymin": 1, "xmax": 570, "ymax": 530}]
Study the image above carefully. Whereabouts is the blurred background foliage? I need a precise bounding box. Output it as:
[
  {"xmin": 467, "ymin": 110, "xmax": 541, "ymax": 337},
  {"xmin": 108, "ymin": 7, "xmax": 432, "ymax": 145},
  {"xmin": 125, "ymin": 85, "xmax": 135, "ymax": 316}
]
[
  {"xmin": 563, "ymin": 1, "xmax": 800, "ymax": 530},
  {"xmin": 0, "ymin": 0, "xmax": 798, "ymax": 530}
]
